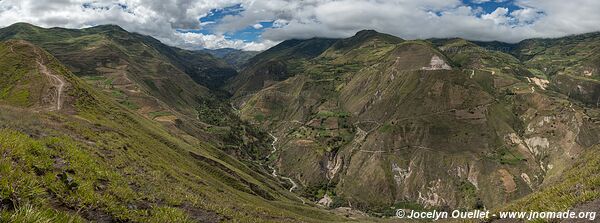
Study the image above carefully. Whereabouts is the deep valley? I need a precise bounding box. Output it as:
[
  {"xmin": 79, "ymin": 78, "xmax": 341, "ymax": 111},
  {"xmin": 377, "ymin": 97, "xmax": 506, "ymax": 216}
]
[{"xmin": 0, "ymin": 23, "xmax": 599, "ymax": 222}]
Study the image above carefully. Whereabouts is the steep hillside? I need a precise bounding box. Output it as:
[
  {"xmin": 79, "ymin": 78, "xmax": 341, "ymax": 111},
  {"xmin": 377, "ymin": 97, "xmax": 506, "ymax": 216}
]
[
  {"xmin": 0, "ymin": 40, "xmax": 352, "ymax": 222},
  {"xmin": 0, "ymin": 40, "xmax": 68, "ymax": 110},
  {"xmin": 156, "ymin": 46, "xmax": 237, "ymax": 90},
  {"xmin": 226, "ymin": 38, "xmax": 338, "ymax": 97},
  {"xmin": 229, "ymin": 30, "xmax": 600, "ymax": 216},
  {"xmin": 495, "ymin": 144, "xmax": 600, "ymax": 216}
]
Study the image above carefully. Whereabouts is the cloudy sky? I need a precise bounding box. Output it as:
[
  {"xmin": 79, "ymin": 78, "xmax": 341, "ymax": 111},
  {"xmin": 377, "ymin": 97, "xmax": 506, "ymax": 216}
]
[{"xmin": 0, "ymin": 0, "xmax": 599, "ymax": 51}]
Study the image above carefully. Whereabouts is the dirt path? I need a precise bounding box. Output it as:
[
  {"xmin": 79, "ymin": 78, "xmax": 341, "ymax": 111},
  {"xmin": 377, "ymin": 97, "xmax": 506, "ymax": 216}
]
[
  {"xmin": 34, "ymin": 49, "xmax": 65, "ymax": 111},
  {"xmin": 230, "ymin": 103, "xmax": 240, "ymax": 113},
  {"xmin": 357, "ymin": 145, "xmax": 433, "ymax": 153}
]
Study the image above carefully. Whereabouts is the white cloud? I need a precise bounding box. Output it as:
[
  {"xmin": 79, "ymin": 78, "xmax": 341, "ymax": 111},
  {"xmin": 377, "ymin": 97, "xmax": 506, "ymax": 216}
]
[
  {"xmin": 0, "ymin": 0, "xmax": 274, "ymax": 50},
  {"xmin": 481, "ymin": 7, "xmax": 510, "ymax": 25},
  {"xmin": 236, "ymin": 0, "xmax": 600, "ymax": 42},
  {"xmin": 174, "ymin": 32, "xmax": 276, "ymax": 51},
  {"xmin": 252, "ymin": 23, "xmax": 263, "ymax": 29},
  {"xmin": 0, "ymin": 0, "xmax": 599, "ymax": 50},
  {"xmin": 510, "ymin": 7, "xmax": 542, "ymax": 24}
]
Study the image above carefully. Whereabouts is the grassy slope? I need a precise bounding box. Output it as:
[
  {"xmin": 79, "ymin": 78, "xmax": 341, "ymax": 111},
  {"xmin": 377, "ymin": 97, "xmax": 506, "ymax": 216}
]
[
  {"xmin": 0, "ymin": 40, "xmax": 349, "ymax": 222},
  {"xmin": 0, "ymin": 41, "xmax": 41, "ymax": 107}
]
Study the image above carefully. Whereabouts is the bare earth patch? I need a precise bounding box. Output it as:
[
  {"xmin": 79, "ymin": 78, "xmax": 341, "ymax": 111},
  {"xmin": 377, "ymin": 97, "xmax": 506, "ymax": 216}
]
[{"xmin": 498, "ymin": 169, "xmax": 517, "ymax": 193}]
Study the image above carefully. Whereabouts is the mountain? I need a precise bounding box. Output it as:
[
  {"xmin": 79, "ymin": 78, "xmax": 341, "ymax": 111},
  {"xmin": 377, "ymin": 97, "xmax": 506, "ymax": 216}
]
[
  {"xmin": 202, "ymin": 48, "xmax": 261, "ymax": 70},
  {"xmin": 0, "ymin": 23, "xmax": 236, "ymax": 116},
  {"xmin": 226, "ymin": 37, "xmax": 339, "ymax": 97},
  {"xmin": 228, "ymin": 30, "xmax": 600, "ymax": 215},
  {"xmin": 0, "ymin": 37, "xmax": 353, "ymax": 222}
]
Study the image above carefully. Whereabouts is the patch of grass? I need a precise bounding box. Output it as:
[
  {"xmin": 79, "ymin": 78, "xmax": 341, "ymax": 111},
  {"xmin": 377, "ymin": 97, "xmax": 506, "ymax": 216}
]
[
  {"xmin": 119, "ymin": 100, "xmax": 139, "ymax": 110},
  {"xmin": 104, "ymin": 77, "xmax": 113, "ymax": 86},
  {"xmin": 0, "ymin": 42, "xmax": 40, "ymax": 108},
  {"xmin": 378, "ymin": 123, "xmax": 393, "ymax": 133},
  {"xmin": 253, "ymin": 113, "xmax": 265, "ymax": 123},
  {"xmin": 457, "ymin": 181, "xmax": 482, "ymax": 209},
  {"xmin": 489, "ymin": 146, "xmax": 526, "ymax": 165},
  {"xmin": 0, "ymin": 127, "xmax": 160, "ymax": 221},
  {"xmin": 5, "ymin": 89, "xmax": 30, "ymax": 106},
  {"xmin": 147, "ymin": 207, "xmax": 194, "ymax": 223},
  {"xmin": 149, "ymin": 111, "xmax": 172, "ymax": 119},
  {"xmin": 110, "ymin": 90, "xmax": 125, "ymax": 98},
  {"xmin": 0, "ymin": 204, "xmax": 84, "ymax": 223}
]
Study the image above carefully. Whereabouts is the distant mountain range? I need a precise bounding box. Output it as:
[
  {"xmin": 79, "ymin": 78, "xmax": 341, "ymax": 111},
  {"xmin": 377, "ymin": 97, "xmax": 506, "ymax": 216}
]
[
  {"xmin": 0, "ymin": 23, "xmax": 598, "ymax": 222},
  {"xmin": 201, "ymin": 48, "xmax": 261, "ymax": 70}
]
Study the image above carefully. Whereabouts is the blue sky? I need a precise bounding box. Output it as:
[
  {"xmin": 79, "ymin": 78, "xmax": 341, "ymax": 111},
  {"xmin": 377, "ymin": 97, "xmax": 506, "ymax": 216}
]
[
  {"xmin": 471, "ymin": 0, "xmax": 520, "ymax": 13},
  {"xmin": 184, "ymin": 4, "xmax": 274, "ymax": 43},
  {"xmin": 183, "ymin": 0, "xmax": 525, "ymax": 44},
  {"xmin": 2, "ymin": 0, "xmax": 599, "ymax": 51}
]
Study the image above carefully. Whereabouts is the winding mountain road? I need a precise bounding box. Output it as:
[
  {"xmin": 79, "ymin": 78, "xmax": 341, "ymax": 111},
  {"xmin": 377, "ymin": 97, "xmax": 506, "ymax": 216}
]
[{"xmin": 35, "ymin": 48, "xmax": 65, "ymax": 111}]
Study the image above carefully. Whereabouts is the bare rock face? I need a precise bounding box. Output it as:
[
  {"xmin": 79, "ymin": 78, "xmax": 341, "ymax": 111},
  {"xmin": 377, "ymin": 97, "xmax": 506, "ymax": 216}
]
[
  {"xmin": 421, "ymin": 55, "xmax": 452, "ymax": 70},
  {"xmin": 318, "ymin": 194, "xmax": 333, "ymax": 207}
]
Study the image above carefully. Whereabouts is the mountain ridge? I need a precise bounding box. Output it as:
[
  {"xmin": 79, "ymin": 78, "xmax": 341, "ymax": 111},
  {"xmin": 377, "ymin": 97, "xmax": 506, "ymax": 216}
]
[{"xmin": 228, "ymin": 28, "xmax": 600, "ymax": 215}]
